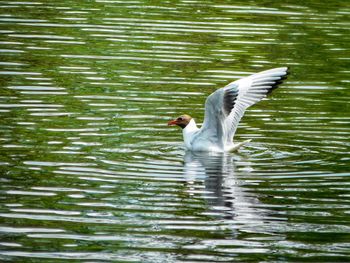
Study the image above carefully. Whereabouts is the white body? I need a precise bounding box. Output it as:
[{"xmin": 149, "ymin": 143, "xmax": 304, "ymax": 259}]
[
  {"xmin": 180, "ymin": 67, "xmax": 288, "ymax": 152},
  {"xmin": 183, "ymin": 119, "xmax": 250, "ymax": 152}
]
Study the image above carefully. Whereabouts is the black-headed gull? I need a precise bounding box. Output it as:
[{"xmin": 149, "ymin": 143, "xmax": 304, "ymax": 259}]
[{"xmin": 168, "ymin": 67, "xmax": 289, "ymax": 152}]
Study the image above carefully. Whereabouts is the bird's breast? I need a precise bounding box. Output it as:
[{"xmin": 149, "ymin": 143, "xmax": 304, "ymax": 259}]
[{"xmin": 190, "ymin": 137, "xmax": 223, "ymax": 152}]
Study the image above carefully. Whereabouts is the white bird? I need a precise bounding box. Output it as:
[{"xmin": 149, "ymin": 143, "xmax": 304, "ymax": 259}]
[{"xmin": 168, "ymin": 67, "xmax": 289, "ymax": 152}]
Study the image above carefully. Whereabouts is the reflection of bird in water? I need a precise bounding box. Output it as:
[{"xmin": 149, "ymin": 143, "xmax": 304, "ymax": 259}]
[{"xmin": 183, "ymin": 151, "xmax": 265, "ymax": 224}]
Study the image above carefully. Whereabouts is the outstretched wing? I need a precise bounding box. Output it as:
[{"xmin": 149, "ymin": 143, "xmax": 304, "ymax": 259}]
[
  {"xmin": 224, "ymin": 67, "xmax": 288, "ymax": 144},
  {"xmin": 199, "ymin": 67, "xmax": 288, "ymax": 147},
  {"xmin": 198, "ymin": 83, "xmax": 238, "ymax": 148}
]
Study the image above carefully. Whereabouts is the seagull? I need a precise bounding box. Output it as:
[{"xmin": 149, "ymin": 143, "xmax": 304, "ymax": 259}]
[{"xmin": 168, "ymin": 67, "xmax": 289, "ymax": 152}]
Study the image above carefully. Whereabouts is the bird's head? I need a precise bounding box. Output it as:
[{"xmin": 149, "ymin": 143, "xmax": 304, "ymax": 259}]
[{"xmin": 167, "ymin": 114, "xmax": 192, "ymax": 129}]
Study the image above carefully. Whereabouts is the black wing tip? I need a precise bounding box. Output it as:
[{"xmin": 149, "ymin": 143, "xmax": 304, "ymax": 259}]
[
  {"xmin": 285, "ymin": 66, "xmax": 290, "ymax": 76},
  {"xmin": 267, "ymin": 67, "xmax": 290, "ymax": 94}
]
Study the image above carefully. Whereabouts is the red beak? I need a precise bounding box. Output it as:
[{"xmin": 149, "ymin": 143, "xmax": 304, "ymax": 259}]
[{"xmin": 168, "ymin": 119, "xmax": 177, "ymax": 126}]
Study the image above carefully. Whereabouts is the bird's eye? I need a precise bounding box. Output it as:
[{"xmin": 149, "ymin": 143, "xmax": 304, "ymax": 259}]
[{"xmin": 177, "ymin": 117, "xmax": 183, "ymax": 121}]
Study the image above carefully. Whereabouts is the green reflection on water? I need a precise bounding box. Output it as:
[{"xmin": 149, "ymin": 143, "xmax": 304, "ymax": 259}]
[{"xmin": 0, "ymin": 0, "xmax": 349, "ymax": 262}]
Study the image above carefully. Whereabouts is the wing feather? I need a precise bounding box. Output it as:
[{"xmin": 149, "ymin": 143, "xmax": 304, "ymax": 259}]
[
  {"xmin": 225, "ymin": 67, "xmax": 289, "ymax": 144},
  {"xmin": 198, "ymin": 87, "xmax": 230, "ymax": 148}
]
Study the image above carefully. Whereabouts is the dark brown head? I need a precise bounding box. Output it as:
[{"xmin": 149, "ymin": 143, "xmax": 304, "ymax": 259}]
[{"xmin": 167, "ymin": 114, "xmax": 192, "ymax": 129}]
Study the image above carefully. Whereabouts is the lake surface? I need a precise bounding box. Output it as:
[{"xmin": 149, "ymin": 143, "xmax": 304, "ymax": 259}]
[{"xmin": 0, "ymin": 0, "xmax": 349, "ymax": 262}]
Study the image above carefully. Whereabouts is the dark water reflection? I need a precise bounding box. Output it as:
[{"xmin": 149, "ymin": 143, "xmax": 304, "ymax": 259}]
[
  {"xmin": 184, "ymin": 151, "xmax": 266, "ymax": 225},
  {"xmin": 0, "ymin": 0, "xmax": 350, "ymax": 262}
]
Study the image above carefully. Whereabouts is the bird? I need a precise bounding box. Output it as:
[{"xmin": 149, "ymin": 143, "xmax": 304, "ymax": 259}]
[{"xmin": 168, "ymin": 67, "xmax": 289, "ymax": 152}]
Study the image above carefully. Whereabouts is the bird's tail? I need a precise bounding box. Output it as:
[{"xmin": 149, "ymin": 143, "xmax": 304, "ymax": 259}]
[{"xmin": 228, "ymin": 139, "xmax": 252, "ymax": 152}]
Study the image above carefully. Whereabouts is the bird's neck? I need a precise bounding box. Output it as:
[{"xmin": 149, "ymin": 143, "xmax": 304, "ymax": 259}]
[
  {"xmin": 182, "ymin": 119, "xmax": 199, "ymax": 149},
  {"xmin": 184, "ymin": 118, "xmax": 198, "ymax": 132}
]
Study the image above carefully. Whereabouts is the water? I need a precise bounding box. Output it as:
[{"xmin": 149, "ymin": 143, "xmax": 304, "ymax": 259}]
[{"xmin": 0, "ymin": 0, "xmax": 349, "ymax": 262}]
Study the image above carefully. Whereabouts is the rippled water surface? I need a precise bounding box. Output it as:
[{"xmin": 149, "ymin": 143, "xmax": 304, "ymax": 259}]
[{"xmin": 1, "ymin": 0, "xmax": 350, "ymax": 262}]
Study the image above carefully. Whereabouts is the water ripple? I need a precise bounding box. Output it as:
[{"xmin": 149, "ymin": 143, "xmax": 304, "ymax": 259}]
[{"xmin": 0, "ymin": 0, "xmax": 349, "ymax": 262}]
